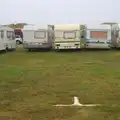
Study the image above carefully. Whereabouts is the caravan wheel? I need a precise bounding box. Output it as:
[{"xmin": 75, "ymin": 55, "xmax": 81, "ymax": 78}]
[
  {"xmin": 16, "ymin": 40, "xmax": 21, "ymax": 45},
  {"xmin": 28, "ymin": 49, "xmax": 32, "ymax": 52},
  {"xmin": 5, "ymin": 47, "xmax": 8, "ymax": 52}
]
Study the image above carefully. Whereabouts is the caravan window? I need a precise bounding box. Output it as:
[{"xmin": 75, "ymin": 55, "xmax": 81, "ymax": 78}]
[
  {"xmin": 55, "ymin": 31, "xmax": 63, "ymax": 38},
  {"xmin": 0, "ymin": 30, "xmax": 4, "ymax": 38},
  {"xmin": 7, "ymin": 31, "xmax": 15, "ymax": 40},
  {"xmin": 12, "ymin": 32, "xmax": 15, "ymax": 39},
  {"xmin": 64, "ymin": 31, "xmax": 76, "ymax": 39},
  {"xmin": 90, "ymin": 31, "xmax": 107, "ymax": 40},
  {"xmin": 34, "ymin": 31, "xmax": 46, "ymax": 39}
]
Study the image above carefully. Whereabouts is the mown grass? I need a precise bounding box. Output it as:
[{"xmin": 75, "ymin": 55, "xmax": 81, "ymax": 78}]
[{"xmin": 0, "ymin": 48, "xmax": 120, "ymax": 120}]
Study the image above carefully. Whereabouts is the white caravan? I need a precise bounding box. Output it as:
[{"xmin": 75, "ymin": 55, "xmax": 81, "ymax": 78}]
[
  {"xmin": 23, "ymin": 24, "xmax": 54, "ymax": 51},
  {"xmin": 85, "ymin": 24, "xmax": 111, "ymax": 49},
  {"xmin": 54, "ymin": 24, "xmax": 86, "ymax": 50},
  {"xmin": 0, "ymin": 26, "xmax": 16, "ymax": 51},
  {"xmin": 111, "ymin": 23, "xmax": 120, "ymax": 48}
]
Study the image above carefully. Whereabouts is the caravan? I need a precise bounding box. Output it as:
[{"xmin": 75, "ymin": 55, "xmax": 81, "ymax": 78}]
[
  {"xmin": 85, "ymin": 24, "xmax": 111, "ymax": 49},
  {"xmin": 111, "ymin": 23, "xmax": 120, "ymax": 48},
  {"xmin": 23, "ymin": 24, "xmax": 54, "ymax": 51},
  {"xmin": 54, "ymin": 24, "xmax": 86, "ymax": 50},
  {"xmin": 0, "ymin": 26, "xmax": 16, "ymax": 51}
]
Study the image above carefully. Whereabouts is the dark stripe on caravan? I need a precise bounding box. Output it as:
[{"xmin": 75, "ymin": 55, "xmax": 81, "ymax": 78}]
[
  {"xmin": 86, "ymin": 41, "xmax": 105, "ymax": 43},
  {"xmin": 54, "ymin": 41, "xmax": 80, "ymax": 43}
]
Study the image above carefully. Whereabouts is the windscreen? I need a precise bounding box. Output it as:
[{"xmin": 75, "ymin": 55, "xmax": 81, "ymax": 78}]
[
  {"xmin": 90, "ymin": 31, "xmax": 107, "ymax": 40},
  {"xmin": 34, "ymin": 31, "xmax": 46, "ymax": 39}
]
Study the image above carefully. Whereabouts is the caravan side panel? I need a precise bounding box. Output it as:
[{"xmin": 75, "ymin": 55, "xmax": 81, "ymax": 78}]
[
  {"xmin": 4, "ymin": 29, "xmax": 16, "ymax": 50},
  {"xmin": 47, "ymin": 25, "xmax": 54, "ymax": 49},
  {"xmin": 0, "ymin": 31, "xmax": 5, "ymax": 51},
  {"xmin": 23, "ymin": 30, "xmax": 42, "ymax": 49},
  {"xmin": 111, "ymin": 24, "xmax": 120, "ymax": 48},
  {"xmin": 23, "ymin": 28, "xmax": 53, "ymax": 49}
]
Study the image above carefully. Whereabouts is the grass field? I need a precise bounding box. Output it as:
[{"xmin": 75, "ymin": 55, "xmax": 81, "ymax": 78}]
[{"xmin": 0, "ymin": 48, "xmax": 120, "ymax": 120}]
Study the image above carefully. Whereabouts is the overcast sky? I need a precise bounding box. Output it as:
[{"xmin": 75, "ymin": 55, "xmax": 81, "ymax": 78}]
[{"xmin": 0, "ymin": 0, "xmax": 119, "ymax": 25}]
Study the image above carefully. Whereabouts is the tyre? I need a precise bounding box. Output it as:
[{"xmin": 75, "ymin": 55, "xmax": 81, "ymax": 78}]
[
  {"xmin": 16, "ymin": 40, "xmax": 21, "ymax": 45},
  {"xmin": 5, "ymin": 47, "xmax": 8, "ymax": 52},
  {"xmin": 28, "ymin": 49, "xmax": 32, "ymax": 52}
]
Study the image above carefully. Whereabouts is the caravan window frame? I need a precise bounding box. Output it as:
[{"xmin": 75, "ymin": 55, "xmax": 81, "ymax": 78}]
[
  {"xmin": 0, "ymin": 30, "xmax": 4, "ymax": 39},
  {"xmin": 63, "ymin": 31, "xmax": 76, "ymax": 39},
  {"xmin": 7, "ymin": 31, "xmax": 15, "ymax": 40},
  {"xmin": 55, "ymin": 30, "xmax": 76, "ymax": 39},
  {"xmin": 34, "ymin": 30, "xmax": 46, "ymax": 39},
  {"xmin": 55, "ymin": 30, "xmax": 64, "ymax": 38}
]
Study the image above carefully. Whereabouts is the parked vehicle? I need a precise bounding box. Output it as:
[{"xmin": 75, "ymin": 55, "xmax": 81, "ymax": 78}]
[
  {"xmin": 0, "ymin": 26, "xmax": 16, "ymax": 51},
  {"xmin": 111, "ymin": 23, "xmax": 120, "ymax": 48},
  {"xmin": 14, "ymin": 28, "xmax": 23, "ymax": 40},
  {"xmin": 15, "ymin": 35, "xmax": 23, "ymax": 44},
  {"xmin": 23, "ymin": 24, "xmax": 54, "ymax": 51},
  {"xmin": 54, "ymin": 24, "xmax": 86, "ymax": 50},
  {"xmin": 85, "ymin": 24, "xmax": 111, "ymax": 49}
]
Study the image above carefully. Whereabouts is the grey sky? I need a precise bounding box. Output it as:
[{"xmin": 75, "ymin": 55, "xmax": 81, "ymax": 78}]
[{"xmin": 0, "ymin": 0, "xmax": 119, "ymax": 25}]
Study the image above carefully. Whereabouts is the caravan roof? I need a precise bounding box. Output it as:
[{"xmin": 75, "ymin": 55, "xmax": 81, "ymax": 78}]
[
  {"xmin": 0, "ymin": 26, "xmax": 14, "ymax": 31},
  {"xmin": 23, "ymin": 24, "xmax": 49, "ymax": 30},
  {"xmin": 54, "ymin": 24, "xmax": 81, "ymax": 31},
  {"xmin": 87, "ymin": 24, "xmax": 111, "ymax": 30}
]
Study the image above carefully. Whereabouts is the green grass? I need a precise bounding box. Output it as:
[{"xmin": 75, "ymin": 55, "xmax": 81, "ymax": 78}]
[{"xmin": 0, "ymin": 48, "xmax": 120, "ymax": 120}]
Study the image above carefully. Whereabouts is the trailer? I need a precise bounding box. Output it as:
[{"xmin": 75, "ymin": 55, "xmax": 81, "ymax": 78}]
[
  {"xmin": 23, "ymin": 24, "xmax": 54, "ymax": 51},
  {"xmin": 54, "ymin": 24, "xmax": 86, "ymax": 50},
  {"xmin": 0, "ymin": 26, "xmax": 16, "ymax": 51},
  {"xmin": 85, "ymin": 24, "xmax": 111, "ymax": 49},
  {"xmin": 111, "ymin": 23, "xmax": 120, "ymax": 48}
]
